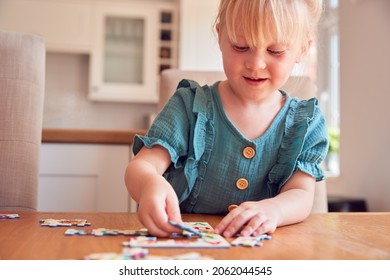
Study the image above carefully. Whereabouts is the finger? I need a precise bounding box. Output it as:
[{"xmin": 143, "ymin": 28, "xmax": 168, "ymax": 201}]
[
  {"xmin": 151, "ymin": 194, "xmax": 182, "ymax": 234},
  {"xmin": 253, "ymin": 219, "xmax": 276, "ymax": 236},
  {"xmin": 138, "ymin": 203, "xmax": 171, "ymax": 237},
  {"xmin": 218, "ymin": 208, "xmax": 253, "ymax": 238},
  {"xmin": 255, "ymin": 220, "xmax": 268, "ymax": 235},
  {"xmin": 166, "ymin": 193, "xmax": 183, "ymax": 224},
  {"xmin": 138, "ymin": 212, "xmax": 170, "ymax": 237},
  {"xmin": 215, "ymin": 203, "xmax": 247, "ymax": 233},
  {"xmin": 240, "ymin": 213, "xmax": 268, "ymax": 236},
  {"xmin": 214, "ymin": 209, "xmax": 237, "ymax": 235}
]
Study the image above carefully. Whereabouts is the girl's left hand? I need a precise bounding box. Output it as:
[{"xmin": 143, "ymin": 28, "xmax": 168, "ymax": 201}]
[{"xmin": 214, "ymin": 200, "xmax": 279, "ymax": 237}]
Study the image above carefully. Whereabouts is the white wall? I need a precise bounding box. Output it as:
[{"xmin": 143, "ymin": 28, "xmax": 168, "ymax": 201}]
[
  {"xmin": 179, "ymin": 0, "xmax": 222, "ymax": 70},
  {"xmin": 43, "ymin": 53, "xmax": 156, "ymax": 130},
  {"xmin": 327, "ymin": 0, "xmax": 390, "ymax": 211}
]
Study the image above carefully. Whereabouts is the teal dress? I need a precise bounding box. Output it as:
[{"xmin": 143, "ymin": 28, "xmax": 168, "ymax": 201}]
[{"xmin": 133, "ymin": 79, "xmax": 329, "ymax": 214}]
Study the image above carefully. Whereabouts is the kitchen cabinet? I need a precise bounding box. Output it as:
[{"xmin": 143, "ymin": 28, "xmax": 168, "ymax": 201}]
[
  {"xmin": 89, "ymin": 1, "xmax": 178, "ymax": 103},
  {"xmin": 38, "ymin": 143, "xmax": 136, "ymax": 212},
  {"xmin": 0, "ymin": 0, "xmax": 179, "ymax": 103}
]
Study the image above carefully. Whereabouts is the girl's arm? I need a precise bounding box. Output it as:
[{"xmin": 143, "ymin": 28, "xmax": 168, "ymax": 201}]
[
  {"xmin": 124, "ymin": 145, "xmax": 182, "ymax": 237},
  {"xmin": 215, "ymin": 170, "xmax": 316, "ymax": 237},
  {"xmin": 268, "ymin": 170, "xmax": 316, "ymax": 226}
]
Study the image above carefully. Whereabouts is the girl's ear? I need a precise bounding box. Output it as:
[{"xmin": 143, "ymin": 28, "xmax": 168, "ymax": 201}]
[
  {"xmin": 296, "ymin": 39, "xmax": 313, "ymax": 63},
  {"xmin": 216, "ymin": 23, "xmax": 222, "ymax": 50}
]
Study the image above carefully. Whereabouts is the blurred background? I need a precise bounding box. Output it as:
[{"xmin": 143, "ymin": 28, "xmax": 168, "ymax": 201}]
[{"xmin": 1, "ymin": 0, "xmax": 389, "ymax": 212}]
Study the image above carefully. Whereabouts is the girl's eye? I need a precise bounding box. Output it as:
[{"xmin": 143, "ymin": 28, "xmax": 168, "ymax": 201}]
[
  {"xmin": 268, "ymin": 49, "xmax": 286, "ymax": 56},
  {"xmin": 232, "ymin": 44, "xmax": 249, "ymax": 52}
]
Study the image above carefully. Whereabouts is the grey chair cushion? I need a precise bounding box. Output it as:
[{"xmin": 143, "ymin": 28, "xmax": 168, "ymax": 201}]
[{"xmin": 0, "ymin": 31, "xmax": 45, "ymax": 211}]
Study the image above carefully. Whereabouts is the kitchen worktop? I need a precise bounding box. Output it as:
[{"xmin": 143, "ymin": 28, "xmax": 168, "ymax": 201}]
[{"xmin": 41, "ymin": 128, "xmax": 147, "ymax": 145}]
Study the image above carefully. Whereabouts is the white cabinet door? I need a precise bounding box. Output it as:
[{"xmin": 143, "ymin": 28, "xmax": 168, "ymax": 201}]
[
  {"xmin": 0, "ymin": 0, "xmax": 92, "ymax": 53},
  {"xmin": 38, "ymin": 143, "xmax": 135, "ymax": 212},
  {"xmin": 89, "ymin": 3, "xmax": 159, "ymax": 103}
]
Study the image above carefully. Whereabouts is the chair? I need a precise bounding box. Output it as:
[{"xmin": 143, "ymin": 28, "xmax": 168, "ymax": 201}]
[
  {"xmin": 0, "ymin": 31, "xmax": 45, "ymax": 211},
  {"xmin": 158, "ymin": 68, "xmax": 328, "ymax": 213}
]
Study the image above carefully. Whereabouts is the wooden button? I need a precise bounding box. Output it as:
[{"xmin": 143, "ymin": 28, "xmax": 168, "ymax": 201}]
[
  {"xmin": 228, "ymin": 204, "xmax": 238, "ymax": 212},
  {"xmin": 243, "ymin": 147, "xmax": 255, "ymax": 159},
  {"xmin": 236, "ymin": 178, "xmax": 249, "ymax": 190}
]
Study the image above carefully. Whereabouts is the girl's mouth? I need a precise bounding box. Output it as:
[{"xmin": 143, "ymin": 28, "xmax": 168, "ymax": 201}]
[{"xmin": 244, "ymin": 76, "xmax": 267, "ymax": 85}]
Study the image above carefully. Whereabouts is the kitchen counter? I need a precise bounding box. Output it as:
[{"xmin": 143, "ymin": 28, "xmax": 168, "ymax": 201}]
[{"xmin": 41, "ymin": 128, "xmax": 147, "ymax": 145}]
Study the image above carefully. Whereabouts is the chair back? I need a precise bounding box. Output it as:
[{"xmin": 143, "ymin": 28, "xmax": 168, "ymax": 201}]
[{"xmin": 0, "ymin": 31, "xmax": 45, "ymax": 211}]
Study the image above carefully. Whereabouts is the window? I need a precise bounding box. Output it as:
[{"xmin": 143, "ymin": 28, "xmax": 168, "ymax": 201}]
[{"xmin": 317, "ymin": 0, "xmax": 340, "ymax": 176}]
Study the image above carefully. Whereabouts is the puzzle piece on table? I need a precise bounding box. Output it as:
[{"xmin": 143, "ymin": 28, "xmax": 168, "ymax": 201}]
[
  {"xmin": 40, "ymin": 218, "xmax": 91, "ymax": 227},
  {"xmin": 171, "ymin": 252, "xmax": 213, "ymax": 260},
  {"xmin": 189, "ymin": 222, "xmax": 215, "ymax": 234},
  {"xmin": 0, "ymin": 214, "xmax": 20, "ymax": 219},
  {"xmin": 65, "ymin": 229, "xmax": 88, "ymax": 236},
  {"xmin": 169, "ymin": 221, "xmax": 216, "ymax": 238},
  {"xmin": 121, "ymin": 221, "xmax": 230, "ymax": 248},
  {"xmin": 84, "ymin": 249, "xmax": 212, "ymax": 260},
  {"xmin": 84, "ymin": 248, "xmax": 148, "ymax": 260},
  {"xmin": 123, "ymin": 234, "xmax": 230, "ymax": 248},
  {"xmin": 168, "ymin": 220, "xmax": 203, "ymax": 237},
  {"xmin": 95, "ymin": 228, "xmax": 149, "ymax": 237},
  {"xmin": 231, "ymin": 234, "xmax": 272, "ymax": 247},
  {"xmin": 122, "ymin": 248, "xmax": 149, "ymax": 259},
  {"xmin": 145, "ymin": 252, "xmax": 213, "ymax": 260},
  {"xmin": 84, "ymin": 252, "xmax": 129, "ymax": 260},
  {"xmin": 257, "ymin": 234, "xmax": 272, "ymax": 241},
  {"xmin": 64, "ymin": 227, "xmax": 149, "ymax": 237},
  {"xmin": 231, "ymin": 236, "xmax": 263, "ymax": 247},
  {"xmin": 123, "ymin": 236, "xmax": 157, "ymax": 247},
  {"xmin": 70, "ymin": 221, "xmax": 216, "ymax": 238}
]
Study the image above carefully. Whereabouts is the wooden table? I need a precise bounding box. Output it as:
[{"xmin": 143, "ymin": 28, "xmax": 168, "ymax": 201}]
[{"xmin": 0, "ymin": 212, "xmax": 389, "ymax": 260}]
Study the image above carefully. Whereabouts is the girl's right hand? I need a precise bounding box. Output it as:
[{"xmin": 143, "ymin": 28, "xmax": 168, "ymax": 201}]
[
  {"xmin": 125, "ymin": 145, "xmax": 181, "ymax": 237},
  {"xmin": 137, "ymin": 180, "xmax": 182, "ymax": 237}
]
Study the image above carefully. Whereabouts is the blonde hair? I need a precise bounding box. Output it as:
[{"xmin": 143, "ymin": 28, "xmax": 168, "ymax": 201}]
[{"xmin": 215, "ymin": 0, "xmax": 323, "ymax": 49}]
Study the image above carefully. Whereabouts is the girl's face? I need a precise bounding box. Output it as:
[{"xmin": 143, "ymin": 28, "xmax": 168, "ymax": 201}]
[{"xmin": 218, "ymin": 24, "xmax": 306, "ymax": 101}]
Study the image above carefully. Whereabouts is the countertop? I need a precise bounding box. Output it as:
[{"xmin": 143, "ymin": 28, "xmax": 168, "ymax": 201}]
[{"xmin": 41, "ymin": 128, "xmax": 147, "ymax": 145}]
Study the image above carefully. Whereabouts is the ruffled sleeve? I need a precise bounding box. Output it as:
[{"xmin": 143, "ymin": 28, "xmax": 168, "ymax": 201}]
[
  {"xmin": 267, "ymin": 97, "xmax": 329, "ymax": 196},
  {"xmin": 133, "ymin": 79, "xmax": 195, "ymax": 168},
  {"xmin": 132, "ymin": 79, "xmax": 215, "ymax": 203}
]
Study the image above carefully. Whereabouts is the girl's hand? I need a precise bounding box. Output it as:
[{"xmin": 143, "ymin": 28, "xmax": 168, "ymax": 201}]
[
  {"xmin": 125, "ymin": 145, "xmax": 183, "ymax": 237},
  {"xmin": 215, "ymin": 171, "xmax": 315, "ymax": 237},
  {"xmin": 214, "ymin": 200, "xmax": 279, "ymax": 237},
  {"xmin": 137, "ymin": 180, "xmax": 183, "ymax": 237}
]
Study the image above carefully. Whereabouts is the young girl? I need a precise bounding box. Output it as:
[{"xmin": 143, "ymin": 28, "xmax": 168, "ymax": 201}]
[{"xmin": 125, "ymin": 0, "xmax": 328, "ymax": 238}]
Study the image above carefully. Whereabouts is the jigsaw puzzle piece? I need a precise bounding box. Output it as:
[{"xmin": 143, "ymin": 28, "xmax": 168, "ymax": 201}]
[
  {"xmin": 168, "ymin": 220, "xmax": 203, "ymax": 237},
  {"xmin": 123, "ymin": 234, "xmax": 230, "ymax": 248},
  {"xmin": 231, "ymin": 234, "xmax": 272, "ymax": 247},
  {"xmin": 84, "ymin": 248, "xmax": 148, "ymax": 260},
  {"xmin": 40, "ymin": 218, "xmax": 91, "ymax": 227},
  {"xmin": 64, "ymin": 227, "xmax": 150, "ymax": 237},
  {"xmin": 0, "ymin": 214, "xmax": 20, "ymax": 219},
  {"xmin": 65, "ymin": 229, "xmax": 88, "ymax": 236}
]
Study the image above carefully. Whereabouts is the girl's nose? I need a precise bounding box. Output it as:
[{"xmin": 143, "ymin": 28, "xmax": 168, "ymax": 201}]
[{"xmin": 245, "ymin": 50, "xmax": 266, "ymax": 70}]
